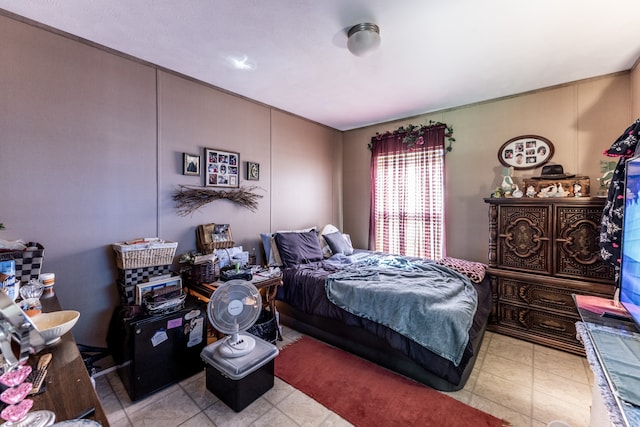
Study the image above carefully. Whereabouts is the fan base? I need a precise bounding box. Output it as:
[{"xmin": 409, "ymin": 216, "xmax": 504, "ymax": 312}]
[{"xmin": 218, "ymin": 334, "xmax": 256, "ymax": 358}]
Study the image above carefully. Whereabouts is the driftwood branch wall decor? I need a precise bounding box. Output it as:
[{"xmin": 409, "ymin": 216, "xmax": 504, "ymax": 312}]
[{"xmin": 172, "ymin": 185, "xmax": 264, "ymax": 216}]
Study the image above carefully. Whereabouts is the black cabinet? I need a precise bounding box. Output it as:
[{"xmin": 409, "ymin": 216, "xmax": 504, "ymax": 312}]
[{"xmin": 108, "ymin": 297, "xmax": 208, "ymax": 401}]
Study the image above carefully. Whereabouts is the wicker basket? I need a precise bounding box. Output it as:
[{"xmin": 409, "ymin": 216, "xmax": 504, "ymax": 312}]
[
  {"xmin": 196, "ymin": 224, "xmax": 234, "ymax": 254},
  {"xmin": 246, "ymin": 309, "xmax": 278, "ymax": 344},
  {"xmin": 112, "ymin": 239, "xmax": 178, "ymax": 269},
  {"xmin": 187, "ymin": 260, "xmax": 219, "ymax": 284}
]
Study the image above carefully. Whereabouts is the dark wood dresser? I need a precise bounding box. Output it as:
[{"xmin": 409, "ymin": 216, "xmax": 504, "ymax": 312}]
[{"xmin": 484, "ymin": 197, "xmax": 615, "ymax": 354}]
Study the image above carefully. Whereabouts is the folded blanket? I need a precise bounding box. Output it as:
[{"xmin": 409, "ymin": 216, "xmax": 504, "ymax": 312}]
[
  {"xmin": 436, "ymin": 257, "xmax": 487, "ymax": 284},
  {"xmin": 326, "ymin": 256, "xmax": 478, "ymax": 366}
]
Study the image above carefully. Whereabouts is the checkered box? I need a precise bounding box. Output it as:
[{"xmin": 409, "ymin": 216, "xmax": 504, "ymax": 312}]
[
  {"xmin": 116, "ymin": 282, "xmax": 137, "ymax": 305},
  {"xmin": 117, "ymin": 265, "xmax": 172, "ymax": 286},
  {"xmin": 0, "ymin": 242, "xmax": 44, "ymax": 283}
]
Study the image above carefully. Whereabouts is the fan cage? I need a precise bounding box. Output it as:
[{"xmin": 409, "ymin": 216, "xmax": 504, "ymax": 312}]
[{"xmin": 207, "ymin": 280, "xmax": 261, "ymax": 335}]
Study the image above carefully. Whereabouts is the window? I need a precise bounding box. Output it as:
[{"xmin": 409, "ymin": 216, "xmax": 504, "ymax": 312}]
[{"xmin": 369, "ymin": 125, "xmax": 446, "ymax": 259}]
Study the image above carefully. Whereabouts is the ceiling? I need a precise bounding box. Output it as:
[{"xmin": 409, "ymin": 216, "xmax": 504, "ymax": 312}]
[{"xmin": 2, "ymin": 1, "xmax": 640, "ymax": 131}]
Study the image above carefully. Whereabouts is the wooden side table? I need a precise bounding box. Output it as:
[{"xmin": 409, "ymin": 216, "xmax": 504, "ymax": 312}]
[
  {"xmin": 251, "ymin": 273, "xmax": 283, "ymax": 315},
  {"xmin": 185, "ymin": 271, "xmax": 283, "ymax": 339},
  {"xmin": 186, "ymin": 273, "xmax": 282, "ymax": 309}
]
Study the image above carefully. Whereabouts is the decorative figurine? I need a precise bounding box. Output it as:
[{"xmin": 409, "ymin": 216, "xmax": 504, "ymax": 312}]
[
  {"xmin": 574, "ymin": 183, "xmax": 582, "ymax": 197},
  {"xmin": 526, "ymin": 185, "xmax": 537, "ymax": 198},
  {"xmin": 555, "ymin": 183, "xmax": 569, "ymax": 197},
  {"xmin": 501, "ymin": 167, "xmax": 515, "ymax": 197},
  {"xmin": 512, "ymin": 184, "xmax": 523, "ymax": 198},
  {"xmin": 538, "ymin": 184, "xmax": 557, "ymax": 197}
]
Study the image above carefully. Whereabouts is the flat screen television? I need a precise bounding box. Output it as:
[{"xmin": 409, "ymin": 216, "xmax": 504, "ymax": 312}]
[{"xmin": 619, "ymin": 155, "xmax": 640, "ymax": 326}]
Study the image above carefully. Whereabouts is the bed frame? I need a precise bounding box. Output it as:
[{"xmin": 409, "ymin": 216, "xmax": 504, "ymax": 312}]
[{"xmin": 276, "ymin": 300, "xmax": 488, "ymax": 392}]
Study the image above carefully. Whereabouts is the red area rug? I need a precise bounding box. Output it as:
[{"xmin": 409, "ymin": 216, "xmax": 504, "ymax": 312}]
[{"xmin": 275, "ymin": 336, "xmax": 505, "ymax": 427}]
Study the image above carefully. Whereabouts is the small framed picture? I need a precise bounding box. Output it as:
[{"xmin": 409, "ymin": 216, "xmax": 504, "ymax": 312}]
[
  {"xmin": 247, "ymin": 162, "xmax": 260, "ymax": 181},
  {"xmin": 498, "ymin": 135, "xmax": 554, "ymax": 170},
  {"xmin": 204, "ymin": 148, "xmax": 240, "ymax": 188},
  {"xmin": 183, "ymin": 153, "xmax": 200, "ymax": 176},
  {"xmin": 135, "ymin": 276, "xmax": 182, "ymax": 305}
]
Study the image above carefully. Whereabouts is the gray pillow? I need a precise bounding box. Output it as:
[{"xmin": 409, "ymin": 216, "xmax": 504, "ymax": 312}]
[
  {"xmin": 324, "ymin": 231, "xmax": 354, "ymax": 255},
  {"xmin": 274, "ymin": 231, "xmax": 324, "ymax": 266}
]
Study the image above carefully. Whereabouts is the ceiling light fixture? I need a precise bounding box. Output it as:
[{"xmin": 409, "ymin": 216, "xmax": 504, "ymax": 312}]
[
  {"xmin": 347, "ymin": 23, "xmax": 381, "ymax": 57},
  {"xmin": 226, "ymin": 55, "xmax": 256, "ymax": 70}
]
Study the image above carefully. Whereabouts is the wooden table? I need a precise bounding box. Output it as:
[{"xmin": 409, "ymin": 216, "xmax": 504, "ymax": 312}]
[
  {"xmin": 27, "ymin": 294, "xmax": 109, "ymax": 425},
  {"xmin": 186, "ymin": 273, "xmax": 283, "ymax": 313},
  {"xmin": 250, "ymin": 274, "xmax": 284, "ymax": 315},
  {"xmin": 185, "ymin": 272, "xmax": 283, "ymax": 339}
]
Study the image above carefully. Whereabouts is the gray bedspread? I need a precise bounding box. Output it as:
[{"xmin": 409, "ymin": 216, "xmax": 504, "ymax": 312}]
[{"xmin": 325, "ymin": 255, "xmax": 478, "ymax": 366}]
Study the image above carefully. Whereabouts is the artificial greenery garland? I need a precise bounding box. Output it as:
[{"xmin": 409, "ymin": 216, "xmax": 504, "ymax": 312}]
[{"xmin": 369, "ymin": 121, "xmax": 455, "ymax": 151}]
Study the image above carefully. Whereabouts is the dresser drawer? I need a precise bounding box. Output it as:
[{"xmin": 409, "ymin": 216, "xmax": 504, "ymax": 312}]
[
  {"xmin": 497, "ymin": 303, "xmax": 580, "ymax": 348},
  {"xmin": 497, "ymin": 276, "xmax": 576, "ymax": 315}
]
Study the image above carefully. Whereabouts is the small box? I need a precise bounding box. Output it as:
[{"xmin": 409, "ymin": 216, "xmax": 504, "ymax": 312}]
[
  {"xmin": 201, "ymin": 336, "xmax": 279, "ymax": 412},
  {"xmin": 117, "ymin": 265, "xmax": 172, "ymax": 286},
  {"xmin": 0, "ymin": 242, "xmax": 45, "ymax": 283}
]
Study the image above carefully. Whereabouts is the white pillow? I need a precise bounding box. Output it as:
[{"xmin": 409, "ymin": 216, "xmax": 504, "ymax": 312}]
[
  {"xmin": 269, "ymin": 235, "xmax": 283, "ymax": 266},
  {"xmin": 319, "ymin": 224, "xmax": 340, "ymax": 257}
]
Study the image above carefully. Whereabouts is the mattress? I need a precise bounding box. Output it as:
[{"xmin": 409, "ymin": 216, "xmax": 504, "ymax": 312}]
[{"xmin": 276, "ymin": 252, "xmax": 492, "ymax": 388}]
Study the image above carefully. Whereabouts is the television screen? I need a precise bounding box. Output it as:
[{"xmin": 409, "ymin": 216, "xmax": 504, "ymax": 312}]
[{"xmin": 620, "ymin": 155, "xmax": 640, "ymax": 326}]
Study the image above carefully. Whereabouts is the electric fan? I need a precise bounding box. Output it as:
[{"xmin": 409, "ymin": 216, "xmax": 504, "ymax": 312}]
[{"xmin": 207, "ymin": 279, "xmax": 262, "ymax": 358}]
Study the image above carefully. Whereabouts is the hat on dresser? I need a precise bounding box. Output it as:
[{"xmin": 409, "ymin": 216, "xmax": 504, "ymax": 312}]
[{"xmin": 532, "ymin": 164, "xmax": 575, "ymax": 180}]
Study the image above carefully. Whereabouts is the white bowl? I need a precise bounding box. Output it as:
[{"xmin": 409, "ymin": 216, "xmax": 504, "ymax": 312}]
[{"xmin": 31, "ymin": 310, "xmax": 80, "ymax": 345}]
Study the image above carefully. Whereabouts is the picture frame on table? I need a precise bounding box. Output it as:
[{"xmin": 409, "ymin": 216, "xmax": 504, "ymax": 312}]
[
  {"xmin": 135, "ymin": 276, "xmax": 182, "ymax": 306},
  {"xmin": 204, "ymin": 148, "xmax": 240, "ymax": 187},
  {"xmin": 497, "ymin": 135, "xmax": 554, "ymax": 170},
  {"xmin": 183, "ymin": 153, "xmax": 200, "ymax": 176}
]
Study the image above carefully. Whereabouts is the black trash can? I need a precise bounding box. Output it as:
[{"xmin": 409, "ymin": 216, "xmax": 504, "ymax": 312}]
[{"xmin": 246, "ymin": 309, "xmax": 278, "ymax": 344}]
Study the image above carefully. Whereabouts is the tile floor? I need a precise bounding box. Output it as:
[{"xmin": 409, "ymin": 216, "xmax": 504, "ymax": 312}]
[{"xmin": 95, "ymin": 327, "xmax": 594, "ymax": 427}]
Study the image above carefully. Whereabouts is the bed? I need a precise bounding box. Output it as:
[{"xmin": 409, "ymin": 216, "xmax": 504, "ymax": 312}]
[{"xmin": 263, "ymin": 227, "xmax": 492, "ymax": 392}]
